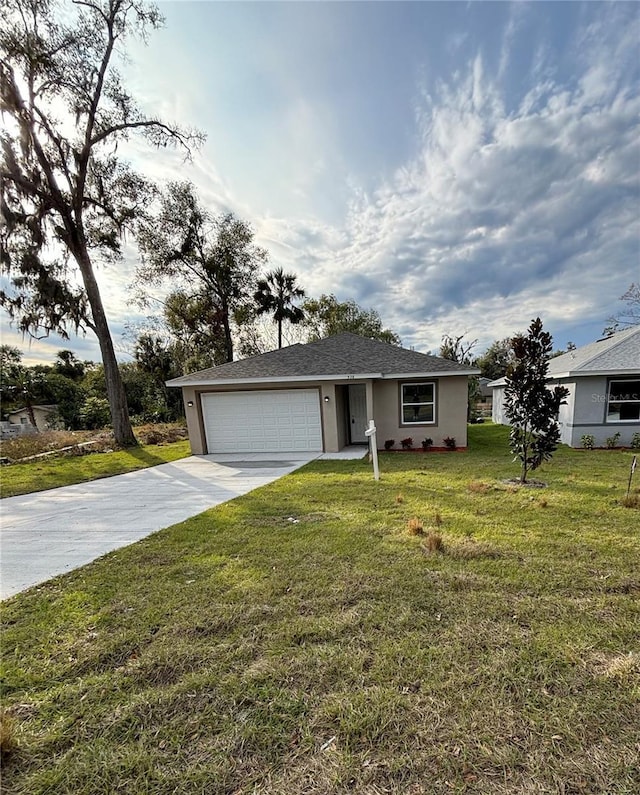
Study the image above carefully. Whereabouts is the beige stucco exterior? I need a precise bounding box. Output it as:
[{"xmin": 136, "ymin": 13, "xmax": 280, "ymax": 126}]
[
  {"xmin": 7, "ymin": 406, "xmax": 59, "ymax": 431},
  {"xmin": 179, "ymin": 374, "xmax": 471, "ymax": 455}
]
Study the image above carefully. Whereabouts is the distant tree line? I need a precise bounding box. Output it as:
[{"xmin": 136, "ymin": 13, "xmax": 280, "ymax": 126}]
[{"xmin": 0, "ymin": 345, "xmax": 184, "ymax": 431}]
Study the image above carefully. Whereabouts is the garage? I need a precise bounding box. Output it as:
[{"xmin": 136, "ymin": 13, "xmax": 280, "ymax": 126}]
[{"xmin": 201, "ymin": 389, "xmax": 323, "ymax": 453}]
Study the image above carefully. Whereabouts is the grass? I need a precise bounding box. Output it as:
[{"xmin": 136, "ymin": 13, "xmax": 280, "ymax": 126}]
[
  {"xmin": 0, "ymin": 439, "xmax": 191, "ymax": 498},
  {"xmin": 1, "ymin": 425, "xmax": 639, "ymax": 794}
]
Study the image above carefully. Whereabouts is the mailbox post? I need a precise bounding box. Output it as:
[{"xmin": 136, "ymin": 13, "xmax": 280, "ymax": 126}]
[{"xmin": 364, "ymin": 419, "xmax": 379, "ymax": 481}]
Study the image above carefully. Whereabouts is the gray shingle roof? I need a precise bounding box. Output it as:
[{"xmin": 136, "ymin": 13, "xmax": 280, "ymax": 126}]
[
  {"xmin": 167, "ymin": 332, "xmax": 478, "ymax": 386},
  {"xmin": 488, "ymin": 326, "xmax": 640, "ymax": 386},
  {"xmin": 547, "ymin": 325, "xmax": 640, "ymax": 375}
]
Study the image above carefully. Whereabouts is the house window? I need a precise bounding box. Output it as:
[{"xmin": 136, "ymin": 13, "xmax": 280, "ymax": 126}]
[
  {"xmin": 401, "ymin": 382, "xmax": 435, "ymax": 424},
  {"xmin": 606, "ymin": 379, "xmax": 640, "ymax": 422}
]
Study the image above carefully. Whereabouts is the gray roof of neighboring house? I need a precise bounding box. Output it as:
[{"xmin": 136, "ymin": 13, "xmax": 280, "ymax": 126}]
[
  {"xmin": 489, "ymin": 326, "xmax": 640, "ymax": 387},
  {"xmin": 8, "ymin": 404, "xmax": 58, "ymax": 415},
  {"xmin": 167, "ymin": 332, "xmax": 479, "ymax": 386}
]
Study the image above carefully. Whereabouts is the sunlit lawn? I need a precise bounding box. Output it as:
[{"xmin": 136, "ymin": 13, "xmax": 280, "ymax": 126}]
[{"xmin": 1, "ymin": 425, "xmax": 638, "ymax": 794}]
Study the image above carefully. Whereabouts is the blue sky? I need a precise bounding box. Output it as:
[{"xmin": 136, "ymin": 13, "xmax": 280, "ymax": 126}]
[{"xmin": 5, "ymin": 0, "xmax": 640, "ymax": 364}]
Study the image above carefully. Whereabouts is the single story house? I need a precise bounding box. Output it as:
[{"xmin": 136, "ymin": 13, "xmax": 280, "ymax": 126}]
[
  {"xmin": 6, "ymin": 404, "xmax": 59, "ymax": 432},
  {"xmin": 490, "ymin": 326, "xmax": 640, "ymax": 447},
  {"xmin": 168, "ymin": 332, "xmax": 480, "ymax": 455}
]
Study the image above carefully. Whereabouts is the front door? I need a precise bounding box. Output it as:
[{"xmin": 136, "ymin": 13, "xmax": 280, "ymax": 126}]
[{"xmin": 348, "ymin": 384, "xmax": 368, "ymax": 443}]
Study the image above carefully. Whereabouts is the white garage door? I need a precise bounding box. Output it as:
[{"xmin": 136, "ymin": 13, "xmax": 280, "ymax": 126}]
[{"xmin": 202, "ymin": 389, "xmax": 323, "ymax": 453}]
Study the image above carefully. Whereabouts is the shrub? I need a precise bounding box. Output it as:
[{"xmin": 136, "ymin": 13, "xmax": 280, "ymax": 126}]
[
  {"xmin": 443, "ymin": 436, "xmax": 456, "ymax": 450},
  {"xmin": 621, "ymin": 493, "xmax": 640, "ymax": 509},
  {"xmin": 606, "ymin": 432, "xmax": 621, "ymax": 449},
  {"xmin": 79, "ymin": 396, "xmax": 111, "ymax": 430},
  {"xmin": 421, "ymin": 437, "xmax": 433, "ymax": 451},
  {"xmin": 581, "ymin": 434, "xmax": 595, "ymax": 449},
  {"xmin": 407, "ymin": 518, "xmax": 424, "ymax": 535},
  {"xmin": 400, "ymin": 437, "xmax": 413, "ymax": 449},
  {"xmin": 384, "ymin": 439, "xmax": 395, "ymax": 450},
  {"xmin": 630, "ymin": 433, "xmax": 640, "ymax": 450}
]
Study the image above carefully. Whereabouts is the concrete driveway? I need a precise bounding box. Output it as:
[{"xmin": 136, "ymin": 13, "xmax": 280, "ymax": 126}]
[{"xmin": 0, "ymin": 453, "xmax": 320, "ymax": 599}]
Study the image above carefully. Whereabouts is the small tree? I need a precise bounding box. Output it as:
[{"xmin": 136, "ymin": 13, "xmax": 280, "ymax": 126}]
[{"xmin": 504, "ymin": 318, "xmax": 569, "ymax": 483}]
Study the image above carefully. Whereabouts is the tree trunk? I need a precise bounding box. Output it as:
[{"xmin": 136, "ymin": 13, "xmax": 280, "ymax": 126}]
[
  {"xmin": 221, "ymin": 301, "xmax": 234, "ymax": 363},
  {"xmin": 26, "ymin": 402, "xmax": 38, "ymax": 430},
  {"xmin": 76, "ymin": 249, "xmax": 137, "ymax": 447}
]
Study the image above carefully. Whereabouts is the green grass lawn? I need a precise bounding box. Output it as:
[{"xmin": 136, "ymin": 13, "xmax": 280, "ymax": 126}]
[
  {"xmin": 0, "ymin": 440, "xmax": 191, "ymax": 498},
  {"xmin": 1, "ymin": 425, "xmax": 638, "ymax": 794}
]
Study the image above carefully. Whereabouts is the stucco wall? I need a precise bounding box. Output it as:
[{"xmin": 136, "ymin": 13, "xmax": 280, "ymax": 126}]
[
  {"xmin": 491, "ymin": 376, "xmax": 640, "ymax": 447},
  {"xmin": 179, "ymin": 375, "xmax": 471, "ymax": 454},
  {"xmin": 179, "ymin": 380, "xmax": 342, "ymax": 455},
  {"xmin": 564, "ymin": 376, "xmax": 639, "ymax": 447},
  {"xmin": 491, "ymin": 387, "xmax": 506, "ymax": 425},
  {"xmin": 372, "ymin": 376, "xmax": 469, "ymax": 448},
  {"xmin": 8, "ymin": 407, "xmax": 57, "ymax": 430}
]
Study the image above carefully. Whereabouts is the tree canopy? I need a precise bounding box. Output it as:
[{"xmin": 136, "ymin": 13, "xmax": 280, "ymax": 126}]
[
  {"xmin": 1, "ymin": 0, "xmax": 202, "ymax": 445},
  {"xmin": 254, "ymin": 267, "xmax": 305, "ymax": 349},
  {"xmin": 136, "ymin": 182, "xmax": 266, "ymax": 365},
  {"xmin": 604, "ymin": 283, "xmax": 640, "ymax": 336},
  {"xmin": 301, "ymin": 294, "xmax": 400, "ymax": 345}
]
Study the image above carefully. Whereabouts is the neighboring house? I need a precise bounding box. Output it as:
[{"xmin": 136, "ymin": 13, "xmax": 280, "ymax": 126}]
[
  {"xmin": 6, "ymin": 405, "xmax": 59, "ymax": 432},
  {"xmin": 476, "ymin": 377, "xmax": 493, "ymax": 416},
  {"xmin": 490, "ymin": 326, "xmax": 640, "ymax": 447},
  {"xmin": 168, "ymin": 332, "xmax": 480, "ymax": 455}
]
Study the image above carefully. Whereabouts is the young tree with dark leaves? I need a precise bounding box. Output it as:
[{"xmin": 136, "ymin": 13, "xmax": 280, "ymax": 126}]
[
  {"xmin": 136, "ymin": 182, "xmax": 266, "ymax": 364},
  {"xmin": 0, "ymin": 0, "xmax": 203, "ymax": 446},
  {"xmin": 504, "ymin": 318, "xmax": 569, "ymax": 484}
]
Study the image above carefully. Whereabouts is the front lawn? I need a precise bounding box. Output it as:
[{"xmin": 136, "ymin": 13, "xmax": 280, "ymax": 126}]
[{"xmin": 1, "ymin": 425, "xmax": 638, "ymax": 794}]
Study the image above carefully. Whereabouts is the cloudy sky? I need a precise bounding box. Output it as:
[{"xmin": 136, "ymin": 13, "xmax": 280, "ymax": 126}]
[{"xmin": 5, "ymin": 0, "xmax": 640, "ymax": 365}]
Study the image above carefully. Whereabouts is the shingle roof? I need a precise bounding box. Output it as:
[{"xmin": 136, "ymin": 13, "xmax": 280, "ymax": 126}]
[
  {"xmin": 488, "ymin": 326, "xmax": 640, "ymax": 386},
  {"xmin": 167, "ymin": 332, "xmax": 479, "ymax": 386},
  {"xmin": 547, "ymin": 325, "xmax": 640, "ymax": 375}
]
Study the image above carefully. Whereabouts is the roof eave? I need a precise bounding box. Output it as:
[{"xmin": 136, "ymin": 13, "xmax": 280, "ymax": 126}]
[
  {"xmin": 167, "ymin": 368, "xmax": 480, "ymax": 388},
  {"xmin": 166, "ymin": 373, "xmax": 383, "ymax": 388},
  {"xmin": 382, "ymin": 368, "xmax": 481, "ymax": 379}
]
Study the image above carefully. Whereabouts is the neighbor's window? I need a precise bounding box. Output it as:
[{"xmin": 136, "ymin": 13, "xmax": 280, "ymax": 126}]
[
  {"xmin": 402, "ymin": 382, "xmax": 435, "ymax": 424},
  {"xmin": 606, "ymin": 379, "xmax": 640, "ymax": 422}
]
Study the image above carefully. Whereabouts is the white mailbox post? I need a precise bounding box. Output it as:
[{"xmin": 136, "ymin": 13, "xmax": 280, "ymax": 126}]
[{"xmin": 364, "ymin": 419, "xmax": 379, "ymax": 481}]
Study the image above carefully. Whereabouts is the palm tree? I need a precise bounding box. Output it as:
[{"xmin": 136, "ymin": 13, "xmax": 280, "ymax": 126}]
[{"xmin": 254, "ymin": 268, "xmax": 305, "ymax": 349}]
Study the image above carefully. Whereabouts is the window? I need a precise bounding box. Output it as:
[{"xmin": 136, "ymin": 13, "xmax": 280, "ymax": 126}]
[
  {"xmin": 606, "ymin": 379, "xmax": 640, "ymax": 422},
  {"xmin": 401, "ymin": 382, "xmax": 435, "ymax": 424}
]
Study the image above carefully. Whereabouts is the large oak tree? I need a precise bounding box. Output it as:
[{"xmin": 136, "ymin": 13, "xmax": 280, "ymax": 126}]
[{"xmin": 0, "ymin": 0, "xmax": 202, "ymax": 445}]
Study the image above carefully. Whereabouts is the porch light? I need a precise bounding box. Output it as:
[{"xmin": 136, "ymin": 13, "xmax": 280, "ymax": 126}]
[
  {"xmin": 187, "ymin": 400, "xmax": 194, "ymax": 407},
  {"xmin": 324, "ymin": 396, "xmax": 330, "ymax": 403}
]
